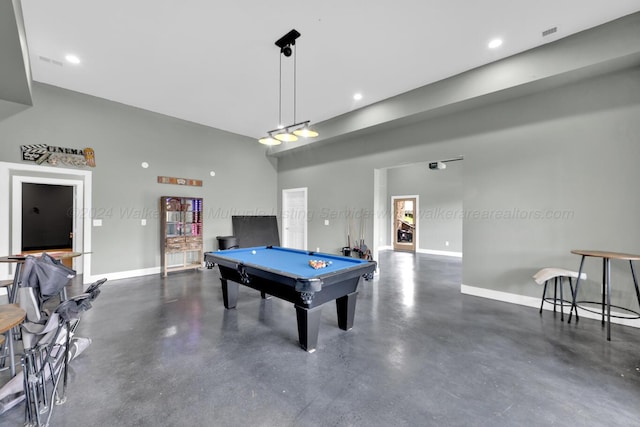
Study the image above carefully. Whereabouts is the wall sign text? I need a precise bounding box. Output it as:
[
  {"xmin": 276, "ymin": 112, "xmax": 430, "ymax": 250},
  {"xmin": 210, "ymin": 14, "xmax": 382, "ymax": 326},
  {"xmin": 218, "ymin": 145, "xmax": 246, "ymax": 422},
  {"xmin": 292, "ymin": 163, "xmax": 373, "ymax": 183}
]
[{"xmin": 21, "ymin": 144, "xmax": 96, "ymax": 168}]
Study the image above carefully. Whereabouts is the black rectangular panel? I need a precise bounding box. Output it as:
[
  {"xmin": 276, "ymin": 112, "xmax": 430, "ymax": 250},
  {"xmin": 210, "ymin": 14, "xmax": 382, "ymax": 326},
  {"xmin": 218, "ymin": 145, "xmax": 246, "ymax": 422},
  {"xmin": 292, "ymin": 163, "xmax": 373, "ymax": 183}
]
[{"xmin": 231, "ymin": 215, "xmax": 280, "ymax": 247}]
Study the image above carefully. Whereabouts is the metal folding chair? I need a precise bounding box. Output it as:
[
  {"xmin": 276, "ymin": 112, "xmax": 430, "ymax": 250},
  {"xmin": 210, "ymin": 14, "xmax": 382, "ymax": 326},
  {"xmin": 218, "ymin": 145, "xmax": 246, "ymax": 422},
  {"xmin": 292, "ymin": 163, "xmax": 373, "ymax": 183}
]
[{"xmin": 21, "ymin": 278, "xmax": 106, "ymax": 426}]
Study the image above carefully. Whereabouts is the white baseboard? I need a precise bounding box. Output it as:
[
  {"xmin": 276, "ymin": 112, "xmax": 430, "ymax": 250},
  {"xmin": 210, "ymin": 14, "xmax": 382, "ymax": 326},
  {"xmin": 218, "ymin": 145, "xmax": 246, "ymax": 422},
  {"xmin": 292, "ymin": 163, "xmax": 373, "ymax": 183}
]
[
  {"xmin": 461, "ymin": 284, "xmax": 640, "ymax": 329},
  {"xmin": 416, "ymin": 248, "xmax": 463, "ymax": 258},
  {"xmin": 378, "ymin": 246, "xmax": 463, "ymax": 258},
  {"xmin": 84, "ymin": 266, "xmax": 162, "ymax": 284}
]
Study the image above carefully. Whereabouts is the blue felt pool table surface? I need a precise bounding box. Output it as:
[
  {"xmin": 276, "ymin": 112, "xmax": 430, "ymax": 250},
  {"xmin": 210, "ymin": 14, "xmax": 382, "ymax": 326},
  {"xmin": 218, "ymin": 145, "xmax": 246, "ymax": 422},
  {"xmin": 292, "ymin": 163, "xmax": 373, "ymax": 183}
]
[{"xmin": 208, "ymin": 246, "xmax": 369, "ymax": 278}]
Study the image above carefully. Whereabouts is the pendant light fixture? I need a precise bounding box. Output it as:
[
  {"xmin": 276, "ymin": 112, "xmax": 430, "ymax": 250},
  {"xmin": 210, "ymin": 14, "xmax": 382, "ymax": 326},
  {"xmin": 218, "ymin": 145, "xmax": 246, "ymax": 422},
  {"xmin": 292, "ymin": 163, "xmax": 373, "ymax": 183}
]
[
  {"xmin": 259, "ymin": 29, "xmax": 319, "ymax": 145},
  {"xmin": 258, "ymin": 135, "xmax": 281, "ymax": 145},
  {"xmin": 293, "ymin": 122, "xmax": 319, "ymax": 138}
]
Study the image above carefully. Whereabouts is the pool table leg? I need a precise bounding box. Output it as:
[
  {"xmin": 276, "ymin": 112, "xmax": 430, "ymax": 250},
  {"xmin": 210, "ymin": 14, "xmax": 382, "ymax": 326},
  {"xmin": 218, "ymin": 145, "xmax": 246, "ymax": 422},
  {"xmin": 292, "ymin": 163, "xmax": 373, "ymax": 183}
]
[
  {"xmin": 295, "ymin": 305, "xmax": 323, "ymax": 353},
  {"xmin": 221, "ymin": 278, "xmax": 239, "ymax": 309},
  {"xmin": 336, "ymin": 291, "xmax": 358, "ymax": 330}
]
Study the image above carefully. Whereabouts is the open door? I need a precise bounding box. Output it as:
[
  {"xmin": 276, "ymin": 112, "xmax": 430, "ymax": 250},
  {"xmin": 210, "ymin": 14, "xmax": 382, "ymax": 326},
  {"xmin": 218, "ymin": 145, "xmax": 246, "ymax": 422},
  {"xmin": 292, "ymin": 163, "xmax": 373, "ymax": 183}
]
[
  {"xmin": 21, "ymin": 183, "xmax": 74, "ymax": 267},
  {"xmin": 392, "ymin": 196, "xmax": 417, "ymax": 252},
  {"xmin": 4, "ymin": 163, "xmax": 90, "ymax": 280}
]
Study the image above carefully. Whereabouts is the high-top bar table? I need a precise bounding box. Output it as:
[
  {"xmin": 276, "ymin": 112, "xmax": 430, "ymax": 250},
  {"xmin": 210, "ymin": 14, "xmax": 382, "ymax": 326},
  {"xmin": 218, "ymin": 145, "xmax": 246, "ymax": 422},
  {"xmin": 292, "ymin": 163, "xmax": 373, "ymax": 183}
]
[
  {"xmin": 0, "ymin": 304, "xmax": 26, "ymax": 377},
  {"xmin": 568, "ymin": 250, "xmax": 640, "ymax": 340},
  {"xmin": 0, "ymin": 252, "xmax": 81, "ymax": 303}
]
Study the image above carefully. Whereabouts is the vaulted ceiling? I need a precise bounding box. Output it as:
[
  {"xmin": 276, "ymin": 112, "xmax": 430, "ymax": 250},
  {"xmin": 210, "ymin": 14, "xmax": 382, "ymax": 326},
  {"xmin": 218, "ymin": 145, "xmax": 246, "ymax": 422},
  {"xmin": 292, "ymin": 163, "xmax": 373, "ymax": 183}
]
[{"xmin": 3, "ymin": 1, "xmax": 640, "ymax": 146}]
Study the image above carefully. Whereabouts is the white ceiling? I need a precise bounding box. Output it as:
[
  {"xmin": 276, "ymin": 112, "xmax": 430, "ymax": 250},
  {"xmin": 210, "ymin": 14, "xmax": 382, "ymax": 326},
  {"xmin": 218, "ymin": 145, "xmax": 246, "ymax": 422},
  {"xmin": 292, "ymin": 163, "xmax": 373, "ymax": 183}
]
[{"xmin": 19, "ymin": 1, "xmax": 640, "ymax": 140}]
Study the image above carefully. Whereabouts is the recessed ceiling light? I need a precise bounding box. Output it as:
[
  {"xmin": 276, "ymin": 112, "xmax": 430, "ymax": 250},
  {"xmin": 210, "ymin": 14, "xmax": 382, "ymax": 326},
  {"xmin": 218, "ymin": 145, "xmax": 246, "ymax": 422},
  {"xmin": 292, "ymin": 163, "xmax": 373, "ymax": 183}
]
[
  {"xmin": 353, "ymin": 93, "xmax": 363, "ymax": 101},
  {"xmin": 488, "ymin": 39, "xmax": 503, "ymax": 49},
  {"xmin": 65, "ymin": 54, "xmax": 81, "ymax": 64}
]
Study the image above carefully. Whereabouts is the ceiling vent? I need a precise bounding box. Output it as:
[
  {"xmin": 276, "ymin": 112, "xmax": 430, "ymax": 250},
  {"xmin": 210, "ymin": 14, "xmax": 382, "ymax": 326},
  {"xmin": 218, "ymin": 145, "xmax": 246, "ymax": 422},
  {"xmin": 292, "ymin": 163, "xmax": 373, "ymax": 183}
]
[{"xmin": 542, "ymin": 27, "xmax": 558, "ymax": 37}]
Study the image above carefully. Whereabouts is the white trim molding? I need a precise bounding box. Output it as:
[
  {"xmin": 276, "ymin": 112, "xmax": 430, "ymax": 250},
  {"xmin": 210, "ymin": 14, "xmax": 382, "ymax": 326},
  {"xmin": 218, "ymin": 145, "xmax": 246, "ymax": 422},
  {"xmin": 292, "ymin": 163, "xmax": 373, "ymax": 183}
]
[
  {"xmin": 282, "ymin": 187, "xmax": 308, "ymax": 250},
  {"xmin": 461, "ymin": 284, "xmax": 640, "ymax": 329},
  {"xmin": 12, "ymin": 175, "xmax": 85, "ymax": 274},
  {"xmin": 417, "ymin": 248, "xmax": 463, "ymax": 258},
  {"xmin": 84, "ymin": 267, "xmax": 162, "ymax": 283},
  {"xmin": 378, "ymin": 246, "xmax": 462, "ymax": 258},
  {"xmin": 0, "ymin": 161, "xmax": 92, "ymax": 282},
  {"xmin": 390, "ymin": 195, "xmax": 419, "ymax": 251}
]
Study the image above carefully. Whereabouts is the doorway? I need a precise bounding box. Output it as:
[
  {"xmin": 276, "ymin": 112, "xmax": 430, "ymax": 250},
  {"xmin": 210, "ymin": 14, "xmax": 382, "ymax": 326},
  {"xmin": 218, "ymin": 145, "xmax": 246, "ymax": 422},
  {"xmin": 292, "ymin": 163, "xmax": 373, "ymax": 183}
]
[
  {"xmin": 21, "ymin": 183, "xmax": 74, "ymax": 267},
  {"xmin": 11, "ymin": 174, "xmax": 86, "ymax": 275},
  {"xmin": 282, "ymin": 187, "xmax": 308, "ymax": 250},
  {"xmin": 1, "ymin": 162, "xmax": 92, "ymax": 281},
  {"xmin": 392, "ymin": 196, "xmax": 417, "ymax": 252}
]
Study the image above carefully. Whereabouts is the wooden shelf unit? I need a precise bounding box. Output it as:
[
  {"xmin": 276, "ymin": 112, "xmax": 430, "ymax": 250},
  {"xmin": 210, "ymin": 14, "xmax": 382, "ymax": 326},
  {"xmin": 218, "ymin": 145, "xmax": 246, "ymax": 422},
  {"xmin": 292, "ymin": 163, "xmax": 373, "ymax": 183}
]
[{"xmin": 160, "ymin": 196, "xmax": 203, "ymax": 276}]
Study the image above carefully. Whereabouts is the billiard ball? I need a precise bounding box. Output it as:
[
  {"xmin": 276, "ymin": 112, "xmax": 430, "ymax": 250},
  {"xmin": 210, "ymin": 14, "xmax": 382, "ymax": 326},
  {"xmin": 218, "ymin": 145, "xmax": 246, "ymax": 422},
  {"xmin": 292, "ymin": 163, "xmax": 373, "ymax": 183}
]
[{"xmin": 251, "ymin": 250, "xmax": 256, "ymax": 254}]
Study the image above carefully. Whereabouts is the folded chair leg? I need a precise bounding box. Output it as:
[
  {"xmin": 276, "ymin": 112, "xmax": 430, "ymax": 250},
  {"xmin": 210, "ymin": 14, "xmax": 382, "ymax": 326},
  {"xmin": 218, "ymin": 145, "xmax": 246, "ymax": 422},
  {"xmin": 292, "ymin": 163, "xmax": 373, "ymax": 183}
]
[
  {"xmin": 58, "ymin": 322, "xmax": 71, "ymax": 405},
  {"xmin": 38, "ymin": 347, "xmax": 51, "ymax": 415},
  {"xmin": 23, "ymin": 349, "xmax": 44, "ymax": 427},
  {"xmin": 22, "ymin": 354, "xmax": 32, "ymax": 425}
]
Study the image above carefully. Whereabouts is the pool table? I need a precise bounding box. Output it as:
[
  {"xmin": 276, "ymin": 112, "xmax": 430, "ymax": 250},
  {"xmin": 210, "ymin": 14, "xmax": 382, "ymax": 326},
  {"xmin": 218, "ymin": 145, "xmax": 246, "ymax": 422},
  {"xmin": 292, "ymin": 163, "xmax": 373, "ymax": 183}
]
[{"xmin": 204, "ymin": 246, "xmax": 376, "ymax": 352}]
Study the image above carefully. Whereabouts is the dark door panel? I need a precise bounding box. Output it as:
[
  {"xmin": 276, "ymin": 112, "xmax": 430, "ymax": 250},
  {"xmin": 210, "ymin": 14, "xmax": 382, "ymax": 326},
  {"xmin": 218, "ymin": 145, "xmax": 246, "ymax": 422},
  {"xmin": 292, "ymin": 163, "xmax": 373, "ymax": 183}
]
[{"xmin": 22, "ymin": 183, "xmax": 73, "ymax": 251}]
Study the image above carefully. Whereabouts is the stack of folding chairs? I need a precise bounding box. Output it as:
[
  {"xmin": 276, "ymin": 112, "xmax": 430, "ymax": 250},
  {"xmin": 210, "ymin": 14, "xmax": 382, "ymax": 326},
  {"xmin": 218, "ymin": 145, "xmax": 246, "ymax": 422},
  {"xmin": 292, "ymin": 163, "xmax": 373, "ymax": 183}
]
[{"xmin": 0, "ymin": 253, "xmax": 106, "ymax": 426}]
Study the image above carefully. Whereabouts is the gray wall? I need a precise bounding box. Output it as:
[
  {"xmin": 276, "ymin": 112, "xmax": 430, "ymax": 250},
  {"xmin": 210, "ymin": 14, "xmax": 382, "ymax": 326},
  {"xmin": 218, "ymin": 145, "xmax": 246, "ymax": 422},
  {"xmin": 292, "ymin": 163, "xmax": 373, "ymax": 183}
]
[
  {"xmin": 0, "ymin": 83, "xmax": 277, "ymax": 275},
  {"xmin": 387, "ymin": 161, "xmax": 463, "ymax": 253},
  {"xmin": 0, "ymin": 0, "xmax": 32, "ymax": 122},
  {"xmin": 1, "ymin": 12, "xmax": 638, "ymax": 311},
  {"xmin": 278, "ymin": 66, "xmax": 640, "ymax": 309},
  {"xmin": 279, "ymin": 154, "xmax": 375, "ymax": 254}
]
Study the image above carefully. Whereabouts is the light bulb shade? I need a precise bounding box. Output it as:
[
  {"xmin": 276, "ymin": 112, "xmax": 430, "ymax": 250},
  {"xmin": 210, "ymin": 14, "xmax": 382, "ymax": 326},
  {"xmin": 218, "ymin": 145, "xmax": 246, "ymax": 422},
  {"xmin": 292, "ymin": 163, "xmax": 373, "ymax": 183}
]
[
  {"xmin": 258, "ymin": 136, "xmax": 282, "ymax": 146},
  {"xmin": 274, "ymin": 131, "xmax": 298, "ymax": 142},
  {"xmin": 293, "ymin": 125, "xmax": 319, "ymax": 138}
]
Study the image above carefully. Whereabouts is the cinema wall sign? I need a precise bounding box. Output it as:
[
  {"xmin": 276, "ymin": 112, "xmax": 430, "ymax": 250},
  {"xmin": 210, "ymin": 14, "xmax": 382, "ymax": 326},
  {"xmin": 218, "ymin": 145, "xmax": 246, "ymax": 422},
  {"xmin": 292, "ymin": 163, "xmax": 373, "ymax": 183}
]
[{"xmin": 21, "ymin": 144, "xmax": 96, "ymax": 168}]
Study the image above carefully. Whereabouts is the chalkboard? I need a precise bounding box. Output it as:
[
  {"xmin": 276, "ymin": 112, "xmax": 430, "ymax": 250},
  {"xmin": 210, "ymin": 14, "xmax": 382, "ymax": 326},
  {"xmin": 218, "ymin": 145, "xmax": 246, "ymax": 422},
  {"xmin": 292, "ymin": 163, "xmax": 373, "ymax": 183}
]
[{"xmin": 232, "ymin": 216, "xmax": 280, "ymax": 248}]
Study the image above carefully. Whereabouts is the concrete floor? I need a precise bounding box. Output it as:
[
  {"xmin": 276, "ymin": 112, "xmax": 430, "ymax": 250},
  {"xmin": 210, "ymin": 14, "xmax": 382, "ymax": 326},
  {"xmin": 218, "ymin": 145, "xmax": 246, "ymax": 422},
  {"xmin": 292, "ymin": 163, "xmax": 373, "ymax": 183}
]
[{"xmin": 2, "ymin": 250, "xmax": 640, "ymax": 426}]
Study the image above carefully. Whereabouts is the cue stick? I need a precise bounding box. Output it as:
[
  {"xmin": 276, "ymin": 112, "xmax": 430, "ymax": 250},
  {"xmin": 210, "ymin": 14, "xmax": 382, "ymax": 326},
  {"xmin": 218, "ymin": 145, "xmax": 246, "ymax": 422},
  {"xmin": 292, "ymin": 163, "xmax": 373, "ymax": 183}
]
[{"xmin": 360, "ymin": 211, "xmax": 364, "ymax": 249}]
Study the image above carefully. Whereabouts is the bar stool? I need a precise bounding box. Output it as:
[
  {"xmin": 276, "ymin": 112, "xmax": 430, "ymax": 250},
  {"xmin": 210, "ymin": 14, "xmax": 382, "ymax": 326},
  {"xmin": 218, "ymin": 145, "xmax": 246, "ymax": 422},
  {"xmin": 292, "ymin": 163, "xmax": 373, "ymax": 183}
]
[
  {"xmin": 0, "ymin": 280, "xmax": 12, "ymax": 302},
  {"xmin": 533, "ymin": 268, "xmax": 587, "ymax": 321}
]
